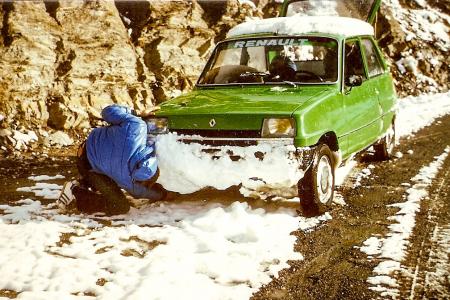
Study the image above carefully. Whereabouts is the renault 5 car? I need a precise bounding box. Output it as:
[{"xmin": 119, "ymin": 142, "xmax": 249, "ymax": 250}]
[{"xmin": 147, "ymin": 0, "xmax": 396, "ymax": 213}]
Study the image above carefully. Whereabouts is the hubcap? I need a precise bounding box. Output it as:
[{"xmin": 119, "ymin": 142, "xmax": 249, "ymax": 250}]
[{"xmin": 316, "ymin": 155, "xmax": 333, "ymax": 204}]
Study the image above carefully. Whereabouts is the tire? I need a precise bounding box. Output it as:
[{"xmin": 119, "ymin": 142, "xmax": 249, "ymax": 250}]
[
  {"xmin": 374, "ymin": 121, "xmax": 395, "ymax": 161},
  {"xmin": 298, "ymin": 144, "xmax": 335, "ymax": 216}
]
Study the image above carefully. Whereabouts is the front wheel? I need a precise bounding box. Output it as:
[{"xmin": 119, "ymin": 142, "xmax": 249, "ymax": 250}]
[{"xmin": 298, "ymin": 144, "xmax": 335, "ymax": 216}]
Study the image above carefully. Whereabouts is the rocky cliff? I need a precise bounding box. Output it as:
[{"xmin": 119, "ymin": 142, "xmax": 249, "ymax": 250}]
[{"xmin": 0, "ymin": 0, "xmax": 448, "ymax": 153}]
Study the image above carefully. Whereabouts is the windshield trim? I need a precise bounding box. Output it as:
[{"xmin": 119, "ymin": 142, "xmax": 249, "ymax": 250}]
[
  {"xmin": 196, "ymin": 35, "xmax": 341, "ymax": 87},
  {"xmin": 196, "ymin": 82, "xmax": 339, "ymax": 88}
]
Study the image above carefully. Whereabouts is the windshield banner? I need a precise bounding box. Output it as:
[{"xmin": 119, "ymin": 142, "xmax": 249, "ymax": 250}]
[{"xmin": 233, "ymin": 38, "xmax": 310, "ymax": 48}]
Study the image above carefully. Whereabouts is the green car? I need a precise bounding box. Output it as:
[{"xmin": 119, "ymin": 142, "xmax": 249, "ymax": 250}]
[{"xmin": 147, "ymin": 0, "xmax": 396, "ymax": 213}]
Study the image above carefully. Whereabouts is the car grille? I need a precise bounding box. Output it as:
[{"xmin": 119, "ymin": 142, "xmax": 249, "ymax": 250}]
[
  {"xmin": 169, "ymin": 129, "xmax": 261, "ymax": 146},
  {"xmin": 169, "ymin": 129, "xmax": 261, "ymax": 138}
]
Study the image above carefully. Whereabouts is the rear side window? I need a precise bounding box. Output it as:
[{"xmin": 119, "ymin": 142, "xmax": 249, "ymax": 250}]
[
  {"xmin": 362, "ymin": 39, "xmax": 384, "ymax": 77},
  {"xmin": 345, "ymin": 41, "xmax": 366, "ymax": 85}
]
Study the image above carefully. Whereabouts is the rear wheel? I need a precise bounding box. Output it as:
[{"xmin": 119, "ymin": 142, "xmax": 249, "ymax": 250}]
[
  {"xmin": 374, "ymin": 121, "xmax": 396, "ymax": 161},
  {"xmin": 299, "ymin": 144, "xmax": 335, "ymax": 216}
]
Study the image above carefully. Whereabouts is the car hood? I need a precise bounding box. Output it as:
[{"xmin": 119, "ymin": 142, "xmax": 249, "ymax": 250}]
[{"xmin": 158, "ymin": 86, "xmax": 334, "ymax": 131}]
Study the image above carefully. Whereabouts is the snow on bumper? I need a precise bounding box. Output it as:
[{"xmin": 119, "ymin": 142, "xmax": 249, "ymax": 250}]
[{"xmin": 155, "ymin": 133, "xmax": 313, "ymax": 197}]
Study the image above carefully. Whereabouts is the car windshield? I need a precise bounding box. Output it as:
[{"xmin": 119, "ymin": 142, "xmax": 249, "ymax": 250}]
[{"xmin": 197, "ymin": 37, "xmax": 338, "ymax": 86}]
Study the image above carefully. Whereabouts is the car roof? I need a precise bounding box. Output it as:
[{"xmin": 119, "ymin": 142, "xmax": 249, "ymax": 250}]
[{"xmin": 226, "ymin": 16, "xmax": 374, "ymax": 39}]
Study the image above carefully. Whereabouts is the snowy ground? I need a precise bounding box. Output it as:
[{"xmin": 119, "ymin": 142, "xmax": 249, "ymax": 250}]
[{"xmin": 0, "ymin": 92, "xmax": 449, "ymax": 300}]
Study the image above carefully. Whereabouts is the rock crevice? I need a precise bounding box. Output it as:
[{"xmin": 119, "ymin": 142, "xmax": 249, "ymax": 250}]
[{"xmin": 1, "ymin": 3, "xmax": 13, "ymax": 47}]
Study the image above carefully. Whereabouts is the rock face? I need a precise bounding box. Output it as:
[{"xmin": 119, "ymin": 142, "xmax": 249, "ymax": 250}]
[
  {"xmin": 130, "ymin": 0, "xmax": 216, "ymax": 101},
  {"xmin": 49, "ymin": 0, "xmax": 150, "ymax": 129},
  {"xmin": 0, "ymin": 2, "xmax": 59, "ymax": 128},
  {"xmin": 0, "ymin": 0, "xmax": 448, "ymax": 149},
  {"xmin": 0, "ymin": 1, "xmax": 147, "ymax": 131},
  {"xmin": 0, "ymin": 0, "xmax": 261, "ymax": 135}
]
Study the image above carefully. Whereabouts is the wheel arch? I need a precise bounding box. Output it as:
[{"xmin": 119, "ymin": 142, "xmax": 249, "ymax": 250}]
[
  {"xmin": 318, "ymin": 131, "xmax": 339, "ymax": 152},
  {"xmin": 317, "ymin": 131, "xmax": 342, "ymax": 169}
]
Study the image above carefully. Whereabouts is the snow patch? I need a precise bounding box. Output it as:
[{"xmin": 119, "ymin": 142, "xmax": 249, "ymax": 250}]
[
  {"xmin": 353, "ymin": 167, "xmax": 372, "ymax": 188},
  {"xmin": 286, "ymin": 0, "xmax": 338, "ymax": 17},
  {"xmin": 12, "ymin": 130, "xmax": 38, "ymax": 150},
  {"xmin": 16, "ymin": 183, "xmax": 63, "ymax": 200},
  {"xmin": 396, "ymin": 56, "xmax": 418, "ymax": 75},
  {"xmin": 28, "ymin": 175, "xmax": 65, "ymax": 181},
  {"xmin": 335, "ymin": 159, "xmax": 357, "ymax": 186},
  {"xmin": 394, "ymin": 151, "xmax": 403, "ymax": 159},
  {"xmin": 45, "ymin": 131, "xmax": 74, "ymax": 146},
  {"xmin": 396, "ymin": 91, "xmax": 450, "ymax": 138}
]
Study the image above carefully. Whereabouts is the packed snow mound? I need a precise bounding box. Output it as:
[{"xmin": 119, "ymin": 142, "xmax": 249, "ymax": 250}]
[
  {"xmin": 227, "ymin": 16, "xmax": 374, "ymax": 38},
  {"xmin": 155, "ymin": 133, "xmax": 305, "ymax": 197}
]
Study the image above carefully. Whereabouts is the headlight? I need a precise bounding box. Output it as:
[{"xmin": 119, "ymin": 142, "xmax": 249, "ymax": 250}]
[
  {"xmin": 261, "ymin": 118, "xmax": 295, "ymax": 138},
  {"xmin": 145, "ymin": 117, "xmax": 169, "ymax": 135}
]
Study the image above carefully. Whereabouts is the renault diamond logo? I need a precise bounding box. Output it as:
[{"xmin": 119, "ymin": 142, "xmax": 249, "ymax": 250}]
[{"xmin": 209, "ymin": 118, "xmax": 216, "ymax": 127}]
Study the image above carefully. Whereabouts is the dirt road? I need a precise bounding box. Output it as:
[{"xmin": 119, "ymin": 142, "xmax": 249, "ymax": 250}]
[
  {"xmin": 0, "ymin": 115, "xmax": 449, "ymax": 299},
  {"xmin": 252, "ymin": 114, "xmax": 450, "ymax": 299}
]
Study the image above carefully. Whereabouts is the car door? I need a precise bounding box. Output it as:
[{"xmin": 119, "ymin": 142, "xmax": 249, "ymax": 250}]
[
  {"xmin": 343, "ymin": 39, "xmax": 383, "ymax": 156},
  {"xmin": 360, "ymin": 37, "xmax": 397, "ymax": 133}
]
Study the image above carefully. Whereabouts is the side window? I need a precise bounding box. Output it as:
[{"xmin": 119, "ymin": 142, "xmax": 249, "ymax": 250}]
[
  {"xmin": 345, "ymin": 41, "xmax": 366, "ymax": 85},
  {"xmin": 362, "ymin": 39, "xmax": 384, "ymax": 77}
]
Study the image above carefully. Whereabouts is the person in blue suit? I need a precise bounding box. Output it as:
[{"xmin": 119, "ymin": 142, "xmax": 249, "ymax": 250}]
[{"xmin": 58, "ymin": 104, "xmax": 166, "ymax": 215}]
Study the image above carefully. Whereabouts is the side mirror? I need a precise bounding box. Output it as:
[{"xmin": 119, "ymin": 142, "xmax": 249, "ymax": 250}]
[{"xmin": 346, "ymin": 75, "xmax": 363, "ymax": 87}]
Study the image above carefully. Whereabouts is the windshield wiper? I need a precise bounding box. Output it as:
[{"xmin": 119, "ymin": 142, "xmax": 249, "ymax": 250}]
[
  {"xmin": 270, "ymin": 75, "xmax": 298, "ymax": 88},
  {"xmin": 239, "ymin": 71, "xmax": 270, "ymax": 78},
  {"xmin": 239, "ymin": 72, "xmax": 297, "ymax": 88},
  {"xmin": 282, "ymin": 81, "xmax": 297, "ymax": 88}
]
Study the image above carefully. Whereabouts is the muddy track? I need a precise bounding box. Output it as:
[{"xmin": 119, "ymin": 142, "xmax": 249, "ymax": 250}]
[{"xmin": 252, "ymin": 114, "xmax": 450, "ymax": 300}]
